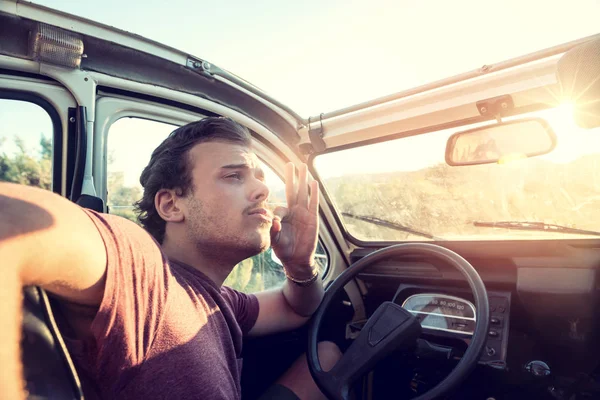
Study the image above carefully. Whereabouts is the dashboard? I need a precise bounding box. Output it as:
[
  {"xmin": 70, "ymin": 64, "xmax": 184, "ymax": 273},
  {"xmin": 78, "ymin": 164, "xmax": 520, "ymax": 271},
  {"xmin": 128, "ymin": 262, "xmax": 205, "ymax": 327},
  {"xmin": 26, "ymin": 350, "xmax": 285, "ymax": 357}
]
[
  {"xmin": 392, "ymin": 285, "xmax": 511, "ymax": 368},
  {"xmin": 348, "ymin": 246, "xmax": 600, "ymax": 398},
  {"xmin": 352, "ymin": 247, "xmax": 600, "ymax": 376}
]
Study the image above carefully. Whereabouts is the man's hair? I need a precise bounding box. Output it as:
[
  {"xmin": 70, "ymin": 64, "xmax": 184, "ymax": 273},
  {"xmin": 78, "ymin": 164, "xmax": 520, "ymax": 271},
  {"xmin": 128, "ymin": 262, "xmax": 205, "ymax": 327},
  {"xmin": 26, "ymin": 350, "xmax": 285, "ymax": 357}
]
[{"xmin": 135, "ymin": 117, "xmax": 252, "ymax": 243}]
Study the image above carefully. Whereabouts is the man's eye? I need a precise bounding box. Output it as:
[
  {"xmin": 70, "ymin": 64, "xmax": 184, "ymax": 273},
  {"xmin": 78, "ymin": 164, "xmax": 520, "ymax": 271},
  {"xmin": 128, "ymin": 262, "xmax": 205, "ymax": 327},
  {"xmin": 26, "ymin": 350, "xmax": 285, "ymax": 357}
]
[{"xmin": 226, "ymin": 173, "xmax": 242, "ymax": 180}]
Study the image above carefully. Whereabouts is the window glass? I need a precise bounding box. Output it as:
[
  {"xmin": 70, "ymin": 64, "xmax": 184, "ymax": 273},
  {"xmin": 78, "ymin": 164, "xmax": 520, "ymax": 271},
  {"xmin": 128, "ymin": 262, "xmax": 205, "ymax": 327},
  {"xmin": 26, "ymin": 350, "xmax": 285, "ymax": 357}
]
[
  {"xmin": 0, "ymin": 99, "xmax": 53, "ymax": 190},
  {"xmin": 108, "ymin": 117, "xmax": 328, "ymax": 293}
]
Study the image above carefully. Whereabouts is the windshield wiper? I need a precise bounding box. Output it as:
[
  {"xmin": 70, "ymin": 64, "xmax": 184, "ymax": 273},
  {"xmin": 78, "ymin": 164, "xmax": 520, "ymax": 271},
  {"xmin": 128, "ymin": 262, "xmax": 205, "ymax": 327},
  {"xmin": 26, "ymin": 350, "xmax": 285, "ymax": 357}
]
[
  {"xmin": 473, "ymin": 221, "xmax": 600, "ymax": 237},
  {"xmin": 341, "ymin": 212, "xmax": 443, "ymax": 240}
]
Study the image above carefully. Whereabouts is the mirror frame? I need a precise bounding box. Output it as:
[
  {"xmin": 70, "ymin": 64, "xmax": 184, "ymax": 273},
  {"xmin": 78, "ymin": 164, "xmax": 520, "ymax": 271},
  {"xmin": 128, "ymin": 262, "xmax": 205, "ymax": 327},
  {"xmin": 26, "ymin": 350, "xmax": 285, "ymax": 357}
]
[{"xmin": 445, "ymin": 117, "xmax": 558, "ymax": 167}]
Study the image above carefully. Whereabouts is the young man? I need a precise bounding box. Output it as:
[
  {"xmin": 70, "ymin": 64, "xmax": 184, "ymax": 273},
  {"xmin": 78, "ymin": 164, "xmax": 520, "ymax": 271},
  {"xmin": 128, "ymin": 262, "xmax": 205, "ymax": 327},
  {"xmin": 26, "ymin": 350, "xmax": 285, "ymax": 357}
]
[{"xmin": 0, "ymin": 117, "xmax": 341, "ymax": 400}]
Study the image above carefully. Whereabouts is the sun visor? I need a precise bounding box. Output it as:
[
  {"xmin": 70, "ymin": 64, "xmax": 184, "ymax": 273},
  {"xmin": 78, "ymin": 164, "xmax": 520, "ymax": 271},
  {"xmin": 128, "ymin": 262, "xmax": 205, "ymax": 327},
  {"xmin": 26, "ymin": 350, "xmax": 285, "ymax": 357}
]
[{"xmin": 557, "ymin": 38, "xmax": 600, "ymax": 129}]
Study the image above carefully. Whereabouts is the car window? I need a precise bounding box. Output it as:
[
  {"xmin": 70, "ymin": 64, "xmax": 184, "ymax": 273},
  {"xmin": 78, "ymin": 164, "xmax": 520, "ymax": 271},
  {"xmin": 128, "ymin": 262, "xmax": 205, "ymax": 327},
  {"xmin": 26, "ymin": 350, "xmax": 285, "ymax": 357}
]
[
  {"xmin": 0, "ymin": 99, "xmax": 53, "ymax": 190},
  {"xmin": 107, "ymin": 116, "xmax": 328, "ymax": 293},
  {"xmin": 314, "ymin": 105, "xmax": 600, "ymax": 241}
]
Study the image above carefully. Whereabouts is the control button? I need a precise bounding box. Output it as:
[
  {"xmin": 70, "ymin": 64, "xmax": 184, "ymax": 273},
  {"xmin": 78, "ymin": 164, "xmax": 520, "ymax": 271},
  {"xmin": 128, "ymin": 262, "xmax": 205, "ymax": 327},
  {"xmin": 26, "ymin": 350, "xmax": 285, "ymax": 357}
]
[
  {"xmin": 488, "ymin": 330, "xmax": 499, "ymax": 338},
  {"xmin": 498, "ymin": 306, "xmax": 505, "ymax": 313},
  {"xmin": 490, "ymin": 304, "xmax": 496, "ymax": 312},
  {"xmin": 486, "ymin": 346, "xmax": 496, "ymax": 356},
  {"xmin": 490, "ymin": 317, "xmax": 501, "ymax": 325}
]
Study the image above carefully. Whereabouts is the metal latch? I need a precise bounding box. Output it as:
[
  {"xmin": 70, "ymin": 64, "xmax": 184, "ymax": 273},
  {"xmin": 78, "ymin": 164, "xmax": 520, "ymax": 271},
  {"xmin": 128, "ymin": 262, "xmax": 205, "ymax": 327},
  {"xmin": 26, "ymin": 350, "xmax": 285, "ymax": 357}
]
[
  {"xmin": 476, "ymin": 94, "xmax": 514, "ymax": 123},
  {"xmin": 186, "ymin": 57, "xmax": 213, "ymax": 75},
  {"xmin": 303, "ymin": 113, "xmax": 327, "ymax": 154}
]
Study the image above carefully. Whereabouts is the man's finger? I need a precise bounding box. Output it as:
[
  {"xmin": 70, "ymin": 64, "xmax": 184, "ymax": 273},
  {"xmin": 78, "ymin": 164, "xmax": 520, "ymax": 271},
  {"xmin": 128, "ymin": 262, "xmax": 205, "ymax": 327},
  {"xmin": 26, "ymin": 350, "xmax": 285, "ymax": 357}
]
[
  {"xmin": 297, "ymin": 164, "xmax": 309, "ymax": 209},
  {"xmin": 285, "ymin": 163, "xmax": 296, "ymax": 207},
  {"xmin": 309, "ymin": 179, "xmax": 319, "ymax": 215},
  {"xmin": 273, "ymin": 206, "xmax": 289, "ymax": 221},
  {"xmin": 270, "ymin": 206, "xmax": 288, "ymax": 246},
  {"xmin": 270, "ymin": 217, "xmax": 282, "ymax": 244}
]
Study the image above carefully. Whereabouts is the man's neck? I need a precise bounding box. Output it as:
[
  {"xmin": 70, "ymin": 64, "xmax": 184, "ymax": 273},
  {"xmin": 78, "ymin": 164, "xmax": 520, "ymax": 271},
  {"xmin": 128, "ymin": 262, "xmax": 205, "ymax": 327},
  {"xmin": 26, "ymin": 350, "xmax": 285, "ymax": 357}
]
[{"xmin": 161, "ymin": 237, "xmax": 234, "ymax": 287}]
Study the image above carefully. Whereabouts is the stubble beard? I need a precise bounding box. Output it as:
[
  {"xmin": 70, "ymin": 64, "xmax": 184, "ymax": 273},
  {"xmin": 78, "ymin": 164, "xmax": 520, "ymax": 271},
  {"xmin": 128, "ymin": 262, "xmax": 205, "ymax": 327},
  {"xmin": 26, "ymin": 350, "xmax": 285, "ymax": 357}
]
[{"xmin": 186, "ymin": 197, "xmax": 270, "ymax": 266}]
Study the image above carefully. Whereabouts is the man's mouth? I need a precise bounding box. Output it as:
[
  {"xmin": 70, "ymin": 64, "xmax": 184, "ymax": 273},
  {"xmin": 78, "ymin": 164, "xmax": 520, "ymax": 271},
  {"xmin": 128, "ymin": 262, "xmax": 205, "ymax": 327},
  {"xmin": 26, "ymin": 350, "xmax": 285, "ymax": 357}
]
[{"xmin": 247, "ymin": 207, "xmax": 273, "ymax": 221}]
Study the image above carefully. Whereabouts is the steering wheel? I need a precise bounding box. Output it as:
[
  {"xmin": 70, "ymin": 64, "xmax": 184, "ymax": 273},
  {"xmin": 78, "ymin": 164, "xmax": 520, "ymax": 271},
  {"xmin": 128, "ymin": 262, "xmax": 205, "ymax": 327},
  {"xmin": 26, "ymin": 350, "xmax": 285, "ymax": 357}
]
[{"xmin": 308, "ymin": 243, "xmax": 490, "ymax": 400}]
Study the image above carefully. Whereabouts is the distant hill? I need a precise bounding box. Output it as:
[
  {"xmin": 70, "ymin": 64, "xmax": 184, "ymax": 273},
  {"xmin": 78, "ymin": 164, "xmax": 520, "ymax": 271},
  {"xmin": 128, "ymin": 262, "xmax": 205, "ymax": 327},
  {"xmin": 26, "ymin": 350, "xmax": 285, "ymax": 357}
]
[{"xmin": 322, "ymin": 154, "xmax": 600, "ymax": 241}]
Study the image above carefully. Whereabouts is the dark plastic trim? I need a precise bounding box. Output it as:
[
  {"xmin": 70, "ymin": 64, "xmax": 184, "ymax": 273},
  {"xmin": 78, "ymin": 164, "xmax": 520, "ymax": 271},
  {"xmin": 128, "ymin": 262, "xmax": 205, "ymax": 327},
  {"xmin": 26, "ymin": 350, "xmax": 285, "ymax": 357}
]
[
  {"xmin": 65, "ymin": 107, "xmax": 77, "ymax": 199},
  {"xmin": 97, "ymin": 86, "xmax": 219, "ymax": 118},
  {"xmin": 69, "ymin": 106, "xmax": 86, "ymax": 201}
]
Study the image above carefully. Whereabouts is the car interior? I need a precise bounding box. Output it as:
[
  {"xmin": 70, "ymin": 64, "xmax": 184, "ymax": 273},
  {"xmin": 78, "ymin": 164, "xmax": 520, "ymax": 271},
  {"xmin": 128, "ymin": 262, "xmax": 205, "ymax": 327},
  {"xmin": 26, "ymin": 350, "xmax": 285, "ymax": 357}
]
[{"xmin": 1, "ymin": 2, "xmax": 600, "ymax": 399}]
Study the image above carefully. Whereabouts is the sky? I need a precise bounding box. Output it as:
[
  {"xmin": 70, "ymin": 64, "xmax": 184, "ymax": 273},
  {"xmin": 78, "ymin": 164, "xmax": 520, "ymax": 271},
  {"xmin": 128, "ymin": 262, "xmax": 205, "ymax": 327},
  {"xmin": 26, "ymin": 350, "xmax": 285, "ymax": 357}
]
[{"xmin": 0, "ymin": 100, "xmax": 51, "ymax": 156}]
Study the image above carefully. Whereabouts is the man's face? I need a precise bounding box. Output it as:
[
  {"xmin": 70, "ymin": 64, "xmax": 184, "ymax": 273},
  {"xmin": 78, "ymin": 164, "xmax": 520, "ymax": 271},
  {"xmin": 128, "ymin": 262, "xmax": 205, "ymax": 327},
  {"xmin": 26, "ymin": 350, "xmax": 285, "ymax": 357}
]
[{"xmin": 181, "ymin": 140, "xmax": 273, "ymax": 261}]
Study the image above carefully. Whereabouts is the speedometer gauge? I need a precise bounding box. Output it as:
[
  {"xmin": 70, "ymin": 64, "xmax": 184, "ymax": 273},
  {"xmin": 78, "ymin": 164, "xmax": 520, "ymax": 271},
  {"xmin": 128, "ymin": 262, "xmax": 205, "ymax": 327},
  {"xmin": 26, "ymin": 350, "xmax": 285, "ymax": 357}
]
[{"xmin": 402, "ymin": 294, "xmax": 476, "ymax": 335}]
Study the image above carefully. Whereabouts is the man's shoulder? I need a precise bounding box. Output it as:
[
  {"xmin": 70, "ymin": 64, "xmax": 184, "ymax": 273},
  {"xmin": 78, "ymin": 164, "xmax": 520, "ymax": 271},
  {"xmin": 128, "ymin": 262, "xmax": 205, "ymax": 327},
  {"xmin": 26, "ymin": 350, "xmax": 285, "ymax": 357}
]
[
  {"xmin": 82, "ymin": 209, "xmax": 159, "ymax": 244},
  {"xmin": 81, "ymin": 208, "xmax": 165, "ymax": 271}
]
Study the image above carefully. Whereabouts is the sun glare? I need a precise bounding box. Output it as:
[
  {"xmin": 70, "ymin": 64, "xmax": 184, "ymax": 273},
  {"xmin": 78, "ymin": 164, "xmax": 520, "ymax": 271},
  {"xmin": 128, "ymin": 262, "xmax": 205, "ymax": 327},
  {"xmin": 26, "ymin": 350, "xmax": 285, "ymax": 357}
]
[{"xmin": 538, "ymin": 101, "xmax": 598, "ymax": 163}]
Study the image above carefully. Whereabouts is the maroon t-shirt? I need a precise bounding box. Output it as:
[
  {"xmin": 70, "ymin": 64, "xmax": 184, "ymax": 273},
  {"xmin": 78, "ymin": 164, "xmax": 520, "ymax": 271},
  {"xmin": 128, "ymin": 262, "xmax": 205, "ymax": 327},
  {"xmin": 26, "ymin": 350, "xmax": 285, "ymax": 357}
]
[{"xmin": 59, "ymin": 210, "xmax": 260, "ymax": 399}]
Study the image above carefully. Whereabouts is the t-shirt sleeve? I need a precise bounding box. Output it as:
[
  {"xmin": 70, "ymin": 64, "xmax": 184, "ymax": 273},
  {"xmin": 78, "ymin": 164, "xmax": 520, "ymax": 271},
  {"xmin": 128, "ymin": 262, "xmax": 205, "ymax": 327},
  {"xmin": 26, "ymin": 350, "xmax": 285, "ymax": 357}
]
[
  {"xmin": 221, "ymin": 286, "xmax": 259, "ymax": 335},
  {"xmin": 82, "ymin": 210, "xmax": 170, "ymax": 385}
]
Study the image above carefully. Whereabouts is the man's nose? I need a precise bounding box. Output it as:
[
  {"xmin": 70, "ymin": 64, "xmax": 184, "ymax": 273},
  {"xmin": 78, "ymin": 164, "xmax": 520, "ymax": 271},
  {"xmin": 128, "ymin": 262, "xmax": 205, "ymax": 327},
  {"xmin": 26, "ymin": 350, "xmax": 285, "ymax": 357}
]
[{"xmin": 251, "ymin": 179, "xmax": 270, "ymax": 202}]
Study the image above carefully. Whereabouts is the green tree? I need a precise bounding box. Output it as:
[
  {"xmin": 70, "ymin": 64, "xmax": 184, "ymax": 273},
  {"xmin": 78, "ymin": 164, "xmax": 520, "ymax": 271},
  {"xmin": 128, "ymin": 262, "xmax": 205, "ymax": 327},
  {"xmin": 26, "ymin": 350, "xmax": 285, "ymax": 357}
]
[
  {"xmin": 0, "ymin": 134, "xmax": 52, "ymax": 190},
  {"xmin": 107, "ymin": 170, "xmax": 142, "ymax": 223}
]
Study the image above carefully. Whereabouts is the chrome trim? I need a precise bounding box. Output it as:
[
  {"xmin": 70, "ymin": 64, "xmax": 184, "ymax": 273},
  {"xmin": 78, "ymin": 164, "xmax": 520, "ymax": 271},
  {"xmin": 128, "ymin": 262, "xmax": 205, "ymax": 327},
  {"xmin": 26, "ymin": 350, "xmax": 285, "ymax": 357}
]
[
  {"xmin": 402, "ymin": 293, "xmax": 477, "ymax": 335},
  {"xmin": 408, "ymin": 310, "xmax": 475, "ymax": 321},
  {"xmin": 402, "ymin": 293, "xmax": 476, "ymax": 317}
]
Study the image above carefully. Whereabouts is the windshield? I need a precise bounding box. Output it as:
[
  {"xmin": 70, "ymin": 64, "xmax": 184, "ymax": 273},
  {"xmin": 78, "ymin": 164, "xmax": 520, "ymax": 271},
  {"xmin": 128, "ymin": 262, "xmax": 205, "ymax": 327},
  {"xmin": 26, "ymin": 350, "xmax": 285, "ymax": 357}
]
[{"xmin": 314, "ymin": 106, "xmax": 600, "ymax": 241}]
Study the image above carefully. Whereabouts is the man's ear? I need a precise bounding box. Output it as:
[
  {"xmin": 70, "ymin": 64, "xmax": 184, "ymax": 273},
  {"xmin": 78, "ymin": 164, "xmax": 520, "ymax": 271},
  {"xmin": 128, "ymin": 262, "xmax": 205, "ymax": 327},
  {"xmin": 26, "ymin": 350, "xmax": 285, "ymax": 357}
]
[{"xmin": 155, "ymin": 189, "xmax": 185, "ymax": 222}]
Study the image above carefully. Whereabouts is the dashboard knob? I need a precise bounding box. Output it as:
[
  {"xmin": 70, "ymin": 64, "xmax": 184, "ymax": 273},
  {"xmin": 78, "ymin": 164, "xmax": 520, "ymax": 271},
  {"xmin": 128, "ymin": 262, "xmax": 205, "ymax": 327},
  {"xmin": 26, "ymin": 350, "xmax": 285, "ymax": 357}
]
[{"xmin": 524, "ymin": 360, "xmax": 551, "ymax": 377}]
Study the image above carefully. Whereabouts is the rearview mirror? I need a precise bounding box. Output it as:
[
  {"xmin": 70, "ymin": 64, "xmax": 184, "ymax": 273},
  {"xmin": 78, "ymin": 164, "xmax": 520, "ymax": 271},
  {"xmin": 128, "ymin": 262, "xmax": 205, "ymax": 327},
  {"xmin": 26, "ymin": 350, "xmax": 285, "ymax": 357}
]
[{"xmin": 445, "ymin": 118, "xmax": 557, "ymax": 166}]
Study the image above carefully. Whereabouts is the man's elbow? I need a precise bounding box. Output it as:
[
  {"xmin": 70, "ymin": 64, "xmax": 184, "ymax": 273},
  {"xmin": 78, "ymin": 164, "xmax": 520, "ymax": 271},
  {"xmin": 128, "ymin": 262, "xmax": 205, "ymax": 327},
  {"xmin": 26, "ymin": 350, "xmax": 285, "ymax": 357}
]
[{"xmin": 0, "ymin": 189, "xmax": 56, "ymax": 280}]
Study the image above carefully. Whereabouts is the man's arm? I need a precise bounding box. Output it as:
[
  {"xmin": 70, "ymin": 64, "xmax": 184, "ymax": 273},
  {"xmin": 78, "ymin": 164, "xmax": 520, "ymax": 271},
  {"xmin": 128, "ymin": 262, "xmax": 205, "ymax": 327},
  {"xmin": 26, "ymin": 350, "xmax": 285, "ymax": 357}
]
[
  {"xmin": 248, "ymin": 273, "xmax": 324, "ymax": 336},
  {"xmin": 248, "ymin": 163, "xmax": 324, "ymax": 336},
  {"xmin": 0, "ymin": 183, "xmax": 108, "ymax": 399}
]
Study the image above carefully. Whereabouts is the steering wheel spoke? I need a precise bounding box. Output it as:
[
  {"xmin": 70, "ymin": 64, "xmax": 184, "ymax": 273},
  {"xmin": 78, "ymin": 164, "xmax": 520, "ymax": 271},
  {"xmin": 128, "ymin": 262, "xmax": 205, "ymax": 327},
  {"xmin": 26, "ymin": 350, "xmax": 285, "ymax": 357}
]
[
  {"xmin": 322, "ymin": 302, "xmax": 421, "ymax": 398},
  {"xmin": 414, "ymin": 338, "xmax": 455, "ymax": 361}
]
